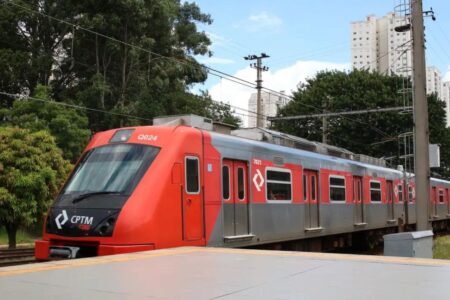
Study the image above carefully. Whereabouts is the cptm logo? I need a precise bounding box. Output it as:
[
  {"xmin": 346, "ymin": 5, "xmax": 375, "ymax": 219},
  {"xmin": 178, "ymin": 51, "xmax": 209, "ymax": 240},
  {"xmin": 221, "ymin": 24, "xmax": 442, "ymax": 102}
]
[{"xmin": 55, "ymin": 210, "xmax": 94, "ymax": 230}]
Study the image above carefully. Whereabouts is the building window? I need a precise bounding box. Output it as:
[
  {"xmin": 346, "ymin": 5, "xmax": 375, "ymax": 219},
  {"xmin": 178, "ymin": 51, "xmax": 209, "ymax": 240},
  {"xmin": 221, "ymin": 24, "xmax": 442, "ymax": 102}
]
[
  {"xmin": 370, "ymin": 181, "xmax": 381, "ymax": 202},
  {"xmin": 185, "ymin": 156, "xmax": 200, "ymax": 194},
  {"xmin": 222, "ymin": 166, "xmax": 230, "ymax": 200},
  {"xmin": 266, "ymin": 168, "xmax": 292, "ymax": 201},
  {"xmin": 329, "ymin": 176, "xmax": 346, "ymax": 202}
]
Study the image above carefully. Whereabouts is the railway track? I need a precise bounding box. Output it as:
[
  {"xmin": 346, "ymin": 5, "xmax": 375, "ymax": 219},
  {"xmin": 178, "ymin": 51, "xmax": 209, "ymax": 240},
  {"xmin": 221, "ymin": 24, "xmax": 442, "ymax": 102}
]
[{"xmin": 0, "ymin": 247, "xmax": 36, "ymax": 267}]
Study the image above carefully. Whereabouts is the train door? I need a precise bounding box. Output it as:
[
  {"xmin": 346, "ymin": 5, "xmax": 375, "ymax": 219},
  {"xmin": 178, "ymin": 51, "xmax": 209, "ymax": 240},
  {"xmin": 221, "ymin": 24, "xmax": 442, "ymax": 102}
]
[
  {"xmin": 447, "ymin": 188, "xmax": 450, "ymax": 216},
  {"xmin": 304, "ymin": 170, "xmax": 320, "ymax": 229},
  {"xmin": 386, "ymin": 180, "xmax": 395, "ymax": 223},
  {"xmin": 222, "ymin": 160, "xmax": 249, "ymax": 237},
  {"xmin": 353, "ymin": 176, "xmax": 365, "ymax": 225},
  {"xmin": 183, "ymin": 156, "xmax": 203, "ymax": 241},
  {"xmin": 431, "ymin": 186, "xmax": 437, "ymax": 217}
]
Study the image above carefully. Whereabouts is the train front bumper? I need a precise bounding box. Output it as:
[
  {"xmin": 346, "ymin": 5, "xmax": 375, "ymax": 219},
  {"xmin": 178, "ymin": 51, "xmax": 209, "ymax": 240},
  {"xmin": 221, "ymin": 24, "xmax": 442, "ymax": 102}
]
[{"xmin": 35, "ymin": 240, "xmax": 155, "ymax": 260}]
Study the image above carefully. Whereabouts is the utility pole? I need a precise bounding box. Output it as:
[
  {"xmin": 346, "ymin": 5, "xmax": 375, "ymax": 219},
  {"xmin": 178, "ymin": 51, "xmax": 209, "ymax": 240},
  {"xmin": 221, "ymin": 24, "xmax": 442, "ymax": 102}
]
[
  {"xmin": 245, "ymin": 53, "xmax": 269, "ymax": 128},
  {"xmin": 411, "ymin": 0, "xmax": 431, "ymax": 230}
]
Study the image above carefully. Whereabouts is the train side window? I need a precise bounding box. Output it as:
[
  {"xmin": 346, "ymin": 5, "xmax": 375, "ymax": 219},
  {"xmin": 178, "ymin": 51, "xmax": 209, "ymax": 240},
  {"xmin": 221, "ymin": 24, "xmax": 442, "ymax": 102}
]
[
  {"xmin": 398, "ymin": 184, "xmax": 403, "ymax": 202},
  {"xmin": 311, "ymin": 176, "xmax": 316, "ymax": 200},
  {"xmin": 439, "ymin": 189, "xmax": 444, "ymax": 203},
  {"xmin": 185, "ymin": 156, "xmax": 200, "ymax": 194},
  {"xmin": 237, "ymin": 167, "xmax": 245, "ymax": 200},
  {"xmin": 222, "ymin": 166, "xmax": 230, "ymax": 200},
  {"xmin": 370, "ymin": 181, "xmax": 381, "ymax": 202},
  {"xmin": 329, "ymin": 176, "xmax": 346, "ymax": 202},
  {"xmin": 408, "ymin": 185, "xmax": 413, "ymax": 202},
  {"xmin": 303, "ymin": 174, "xmax": 307, "ymax": 201},
  {"xmin": 266, "ymin": 168, "xmax": 292, "ymax": 201}
]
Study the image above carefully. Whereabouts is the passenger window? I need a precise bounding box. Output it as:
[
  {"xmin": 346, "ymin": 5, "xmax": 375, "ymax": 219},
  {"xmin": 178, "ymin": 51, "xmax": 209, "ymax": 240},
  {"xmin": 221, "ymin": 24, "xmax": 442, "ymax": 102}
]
[
  {"xmin": 330, "ymin": 176, "xmax": 346, "ymax": 201},
  {"xmin": 266, "ymin": 169, "xmax": 292, "ymax": 201},
  {"xmin": 311, "ymin": 176, "xmax": 316, "ymax": 200},
  {"xmin": 398, "ymin": 184, "xmax": 403, "ymax": 202},
  {"xmin": 222, "ymin": 166, "xmax": 230, "ymax": 200},
  {"xmin": 408, "ymin": 185, "xmax": 413, "ymax": 202},
  {"xmin": 439, "ymin": 190, "xmax": 444, "ymax": 203},
  {"xmin": 357, "ymin": 181, "xmax": 361, "ymax": 200},
  {"xmin": 237, "ymin": 168, "xmax": 245, "ymax": 200},
  {"xmin": 370, "ymin": 181, "xmax": 381, "ymax": 202},
  {"xmin": 185, "ymin": 157, "xmax": 199, "ymax": 194},
  {"xmin": 303, "ymin": 175, "xmax": 307, "ymax": 200}
]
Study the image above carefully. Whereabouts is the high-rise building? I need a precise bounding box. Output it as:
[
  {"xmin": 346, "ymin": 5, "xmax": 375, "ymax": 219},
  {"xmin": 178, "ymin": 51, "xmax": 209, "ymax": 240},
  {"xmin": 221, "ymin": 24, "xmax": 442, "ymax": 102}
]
[
  {"xmin": 351, "ymin": 13, "xmax": 411, "ymax": 75},
  {"xmin": 426, "ymin": 66, "xmax": 442, "ymax": 99},
  {"xmin": 248, "ymin": 91, "xmax": 290, "ymax": 128},
  {"xmin": 442, "ymin": 82, "xmax": 450, "ymax": 127},
  {"xmin": 352, "ymin": 13, "xmax": 448, "ymax": 125}
]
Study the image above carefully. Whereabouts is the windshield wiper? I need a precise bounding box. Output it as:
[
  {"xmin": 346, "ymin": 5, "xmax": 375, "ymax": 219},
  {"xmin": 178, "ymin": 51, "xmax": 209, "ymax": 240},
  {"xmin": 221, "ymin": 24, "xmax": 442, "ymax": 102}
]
[{"xmin": 72, "ymin": 191, "xmax": 122, "ymax": 204}]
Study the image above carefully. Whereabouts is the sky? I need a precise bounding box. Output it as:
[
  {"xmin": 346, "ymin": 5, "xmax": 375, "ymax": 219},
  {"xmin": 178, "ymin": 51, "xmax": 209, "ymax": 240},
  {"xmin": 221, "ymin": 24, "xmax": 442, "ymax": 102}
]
[{"xmin": 191, "ymin": 0, "xmax": 450, "ymax": 125}]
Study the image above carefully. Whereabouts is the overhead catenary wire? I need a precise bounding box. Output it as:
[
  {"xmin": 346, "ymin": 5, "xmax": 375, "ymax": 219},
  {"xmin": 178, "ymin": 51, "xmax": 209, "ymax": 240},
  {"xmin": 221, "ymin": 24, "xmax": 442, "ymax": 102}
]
[
  {"xmin": 2, "ymin": 0, "xmax": 403, "ymax": 138},
  {"xmin": 0, "ymin": 91, "xmax": 154, "ymax": 122}
]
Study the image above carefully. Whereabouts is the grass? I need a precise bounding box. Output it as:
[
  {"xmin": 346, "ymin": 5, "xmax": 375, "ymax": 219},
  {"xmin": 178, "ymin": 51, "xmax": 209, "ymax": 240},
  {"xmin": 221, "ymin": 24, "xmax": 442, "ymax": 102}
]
[
  {"xmin": 434, "ymin": 235, "xmax": 450, "ymax": 259},
  {"xmin": 0, "ymin": 227, "xmax": 40, "ymax": 247}
]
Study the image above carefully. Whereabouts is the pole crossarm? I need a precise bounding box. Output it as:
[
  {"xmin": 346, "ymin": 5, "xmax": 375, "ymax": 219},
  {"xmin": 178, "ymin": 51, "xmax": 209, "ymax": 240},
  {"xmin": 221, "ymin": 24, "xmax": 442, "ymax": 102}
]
[{"xmin": 268, "ymin": 106, "xmax": 413, "ymax": 121}]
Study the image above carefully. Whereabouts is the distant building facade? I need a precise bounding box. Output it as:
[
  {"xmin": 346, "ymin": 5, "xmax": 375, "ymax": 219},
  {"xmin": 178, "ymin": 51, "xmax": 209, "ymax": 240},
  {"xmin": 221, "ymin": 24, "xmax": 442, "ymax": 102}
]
[
  {"xmin": 442, "ymin": 82, "xmax": 450, "ymax": 127},
  {"xmin": 351, "ymin": 13, "xmax": 411, "ymax": 75},
  {"xmin": 248, "ymin": 91, "xmax": 290, "ymax": 128},
  {"xmin": 352, "ymin": 13, "xmax": 448, "ymax": 126},
  {"xmin": 426, "ymin": 66, "xmax": 443, "ymax": 99}
]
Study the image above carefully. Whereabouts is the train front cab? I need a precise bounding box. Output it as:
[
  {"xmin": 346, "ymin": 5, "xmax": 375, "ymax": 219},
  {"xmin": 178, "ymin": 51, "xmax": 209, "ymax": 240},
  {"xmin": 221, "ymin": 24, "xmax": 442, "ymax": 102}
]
[{"xmin": 36, "ymin": 126, "xmax": 208, "ymax": 260}]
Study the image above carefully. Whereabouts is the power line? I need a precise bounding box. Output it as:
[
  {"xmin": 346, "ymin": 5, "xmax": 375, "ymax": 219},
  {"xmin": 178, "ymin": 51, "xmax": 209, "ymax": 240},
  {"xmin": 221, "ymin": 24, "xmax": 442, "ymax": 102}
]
[
  {"xmin": 0, "ymin": 91, "xmax": 153, "ymax": 122},
  {"xmin": 2, "ymin": 0, "xmax": 395, "ymax": 137},
  {"xmin": 268, "ymin": 106, "xmax": 413, "ymax": 121}
]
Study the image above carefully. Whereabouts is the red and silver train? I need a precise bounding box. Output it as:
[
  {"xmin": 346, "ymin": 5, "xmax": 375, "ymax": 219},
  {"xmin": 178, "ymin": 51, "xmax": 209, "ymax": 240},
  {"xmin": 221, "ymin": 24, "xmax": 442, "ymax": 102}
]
[{"xmin": 35, "ymin": 115, "xmax": 450, "ymax": 260}]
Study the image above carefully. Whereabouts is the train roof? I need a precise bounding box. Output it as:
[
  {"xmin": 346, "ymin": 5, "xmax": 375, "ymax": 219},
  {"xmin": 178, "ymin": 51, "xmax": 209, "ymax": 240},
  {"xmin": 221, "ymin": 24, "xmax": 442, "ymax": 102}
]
[{"xmin": 208, "ymin": 128, "xmax": 404, "ymax": 177}]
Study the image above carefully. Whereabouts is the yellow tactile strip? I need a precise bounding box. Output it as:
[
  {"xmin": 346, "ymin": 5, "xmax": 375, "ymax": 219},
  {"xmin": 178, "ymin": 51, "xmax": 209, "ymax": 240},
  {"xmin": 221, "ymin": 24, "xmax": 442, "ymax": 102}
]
[
  {"xmin": 0, "ymin": 247, "xmax": 198, "ymax": 277},
  {"xmin": 201, "ymin": 247, "xmax": 450, "ymax": 267},
  {"xmin": 1, "ymin": 246, "xmax": 449, "ymax": 277}
]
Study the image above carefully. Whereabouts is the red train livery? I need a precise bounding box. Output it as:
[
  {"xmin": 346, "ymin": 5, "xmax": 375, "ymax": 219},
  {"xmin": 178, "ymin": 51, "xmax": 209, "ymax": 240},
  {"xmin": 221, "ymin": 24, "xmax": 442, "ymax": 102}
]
[{"xmin": 35, "ymin": 115, "xmax": 450, "ymax": 259}]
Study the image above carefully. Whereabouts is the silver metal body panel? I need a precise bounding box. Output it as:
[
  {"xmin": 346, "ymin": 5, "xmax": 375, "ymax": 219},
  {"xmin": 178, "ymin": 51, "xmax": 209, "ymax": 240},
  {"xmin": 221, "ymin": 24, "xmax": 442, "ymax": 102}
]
[
  {"xmin": 205, "ymin": 131, "xmax": 450, "ymax": 247},
  {"xmin": 2, "ymin": 247, "xmax": 450, "ymax": 299}
]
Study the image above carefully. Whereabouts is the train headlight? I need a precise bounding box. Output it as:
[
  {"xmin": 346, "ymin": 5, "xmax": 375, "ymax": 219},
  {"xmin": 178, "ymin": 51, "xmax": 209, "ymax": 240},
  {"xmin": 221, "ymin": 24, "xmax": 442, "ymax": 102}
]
[
  {"xmin": 93, "ymin": 214, "xmax": 118, "ymax": 237},
  {"xmin": 110, "ymin": 129, "xmax": 134, "ymax": 143}
]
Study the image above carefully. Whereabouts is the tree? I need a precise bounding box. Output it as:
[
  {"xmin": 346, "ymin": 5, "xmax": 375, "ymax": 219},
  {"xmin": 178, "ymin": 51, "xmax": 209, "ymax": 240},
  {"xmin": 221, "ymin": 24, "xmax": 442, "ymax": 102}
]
[
  {"xmin": 54, "ymin": 0, "xmax": 213, "ymax": 131},
  {"xmin": 274, "ymin": 70, "xmax": 450, "ymax": 177},
  {"xmin": 0, "ymin": 0, "xmax": 77, "ymax": 98},
  {"xmin": 0, "ymin": 85, "xmax": 91, "ymax": 162},
  {"xmin": 0, "ymin": 1, "xmax": 221, "ymax": 132},
  {"xmin": 0, "ymin": 127, "xmax": 71, "ymax": 248}
]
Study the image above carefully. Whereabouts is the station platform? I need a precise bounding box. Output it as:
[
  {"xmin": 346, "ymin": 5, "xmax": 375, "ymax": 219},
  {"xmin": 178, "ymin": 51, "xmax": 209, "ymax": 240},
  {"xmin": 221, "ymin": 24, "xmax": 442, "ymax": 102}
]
[{"xmin": 1, "ymin": 247, "xmax": 449, "ymax": 299}]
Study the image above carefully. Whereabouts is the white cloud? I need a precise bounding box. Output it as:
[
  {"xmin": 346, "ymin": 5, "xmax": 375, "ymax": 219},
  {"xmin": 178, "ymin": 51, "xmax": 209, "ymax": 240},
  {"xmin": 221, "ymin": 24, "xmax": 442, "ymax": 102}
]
[
  {"xmin": 444, "ymin": 65, "xmax": 450, "ymax": 82},
  {"xmin": 236, "ymin": 11, "xmax": 283, "ymax": 32},
  {"xmin": 199, "ymin": 57, "xmax": 235, "ymax": 65},
  {"xmin": 208, "ymin": 60, "xmax": 350, "ymax": 126},
  {"xmin": 205, "ymin": 32, "xmax": 229, "ymax": 48}
]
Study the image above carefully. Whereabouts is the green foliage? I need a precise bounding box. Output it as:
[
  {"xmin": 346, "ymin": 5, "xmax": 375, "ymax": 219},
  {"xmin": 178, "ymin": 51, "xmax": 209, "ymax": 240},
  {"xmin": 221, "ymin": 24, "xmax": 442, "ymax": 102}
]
[
  {"xmin": 275, "ymin": 69, "xmax": 450, "ymax": 177},
  {"xmin": 0, "ymin": 0, "xmax": 234, "ymax": 132},
  {"xmin": 0, "ymin": 85, "xmax": 91, "ymax": 162},
  {"xmin": 0, "ymin": 227, "xmax": 38, "ymax": 246},
  {"xmin": 434, "ymin": 235, "xmax": 450, "ymax": 259},
  {"xmin": 54, "ymin": 0, "xmax": 214, "ymax": 131},
  {"xmin": 0, "ymin": 127, "xmax": 71, "ymax": 247}
]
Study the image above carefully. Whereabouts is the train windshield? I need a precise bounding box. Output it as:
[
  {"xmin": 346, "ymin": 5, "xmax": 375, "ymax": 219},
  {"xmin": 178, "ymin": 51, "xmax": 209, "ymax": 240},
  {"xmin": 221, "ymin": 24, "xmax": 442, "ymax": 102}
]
[{"xmin": 62, "ymin": 144, "xmax": 159, "ymax": 198}]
